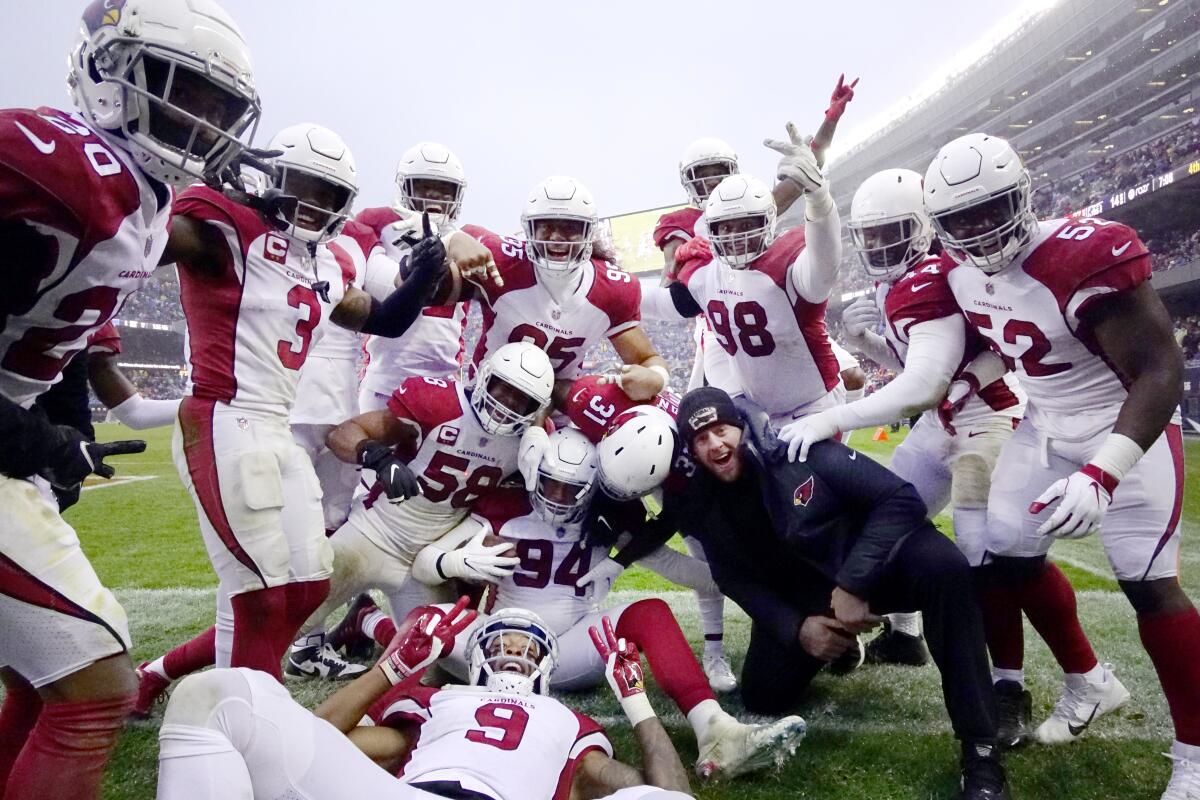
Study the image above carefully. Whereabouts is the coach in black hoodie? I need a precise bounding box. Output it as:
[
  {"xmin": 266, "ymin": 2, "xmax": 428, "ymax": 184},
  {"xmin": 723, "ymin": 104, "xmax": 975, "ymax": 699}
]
[{"xmin": 671, "ymin": 387, "xmax": 1008, "ymax": 800}]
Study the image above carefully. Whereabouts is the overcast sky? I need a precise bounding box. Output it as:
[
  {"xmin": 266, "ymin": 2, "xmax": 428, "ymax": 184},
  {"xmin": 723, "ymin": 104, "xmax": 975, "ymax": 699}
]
[{"xmin": 6, "ymin": 1, "xmax": 1053, "ymax": 231}]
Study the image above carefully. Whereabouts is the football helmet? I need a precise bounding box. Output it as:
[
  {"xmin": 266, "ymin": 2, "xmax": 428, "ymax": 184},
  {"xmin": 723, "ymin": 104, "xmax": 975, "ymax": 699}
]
[
  {"xmin": 394, "ymin": 141, "xmax": 466, "ymax": 226},
  {"xmin": 597, "ymin": 408, "xmax": 676, "ymax": 501},
  {"xmin": 704, "ymin": 175, "xmax": 777, "ymax": 268},
  {"xmin": 923, "ymin": 133, "xmax": 1037, "ymax": 273},
  {"xmin": 471, "ymin": 343, "xmax": 554, "ymax": 436},
  {"xmin": 533, "ymin": 428, "xmax": 598, "ymax": 526},
  {"xmin": 848, "ymin": 168, "xmax": 932, "ymax": 282},
  {"xmin": 680, "ymin": 137, "xmax": 739, "ymax": 208},
  {"xmin": 67, "ymin": 0, "xmax": 260, "ymax": 186},
  {"xmin": 467, "ymin": 608, "xmax": 559, "ymax": 696},
  {"xmin": 521, "ymin": 176, "xmax": 597, "ymax": 275},
  {"xmin": 265, "ymin": 124, "xmax": 357, "ymax": 244}
]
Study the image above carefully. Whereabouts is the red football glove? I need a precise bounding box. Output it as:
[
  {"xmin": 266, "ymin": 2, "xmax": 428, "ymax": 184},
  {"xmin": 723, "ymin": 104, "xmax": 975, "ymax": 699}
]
[
  {"xmin": 589, "ymin": 616, "xmax": 655, "ymax": 724},
  {"xmin": 937, "ymin": 374, "xmax": 981, "ymax": 436},
  {"xmin": 825, "ymin": 74, "xmax": 859, "ymax": 122},
  {"xmin": 378, "ymin": 595, "xmax": 477, "ymax": 685},
  {"xmin": 673, "ymin": 236, "xmax": 713, "ymax": 277}
]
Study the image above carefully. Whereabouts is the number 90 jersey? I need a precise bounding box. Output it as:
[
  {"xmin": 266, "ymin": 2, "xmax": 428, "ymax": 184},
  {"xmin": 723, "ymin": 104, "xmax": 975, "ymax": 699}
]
[
  {"xmin": 350, "ymin": 376, "xmax": 520, "ymax": 562},
  {"xmin": 174, "ymin": 185, "xmax": 348, "ymax": 418},
  {"xmin": 0, "ymin": 108, "xmax": 171, "ymax": 408},
  {"xmin": 945, "ymin": 217, "xmax": 1156, "ymax": 441},
  {"xmin": 460, "ymin": 225, "xmax": 642, "ymax": 381}
]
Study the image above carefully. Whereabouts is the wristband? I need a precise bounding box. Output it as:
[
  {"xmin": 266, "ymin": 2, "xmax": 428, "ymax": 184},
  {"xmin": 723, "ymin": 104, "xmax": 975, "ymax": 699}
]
[
  {"xmin": 1087, "ymin": 432, "xmax": 1144, "ymax": 484},
  {"xmin": 805, "ymin": 185, "xmax": 835, "ymax": 219},
  {"xmin": 378, "ymin": 654, "xmax": 408, "ymax": 686},
  {"xmin": 619, "ymin": 693, "xmax": 657, "ymax": 727},
  {"xmin": 1080, "ymin": 463, "xmax": 1120, "ymax": 496}
]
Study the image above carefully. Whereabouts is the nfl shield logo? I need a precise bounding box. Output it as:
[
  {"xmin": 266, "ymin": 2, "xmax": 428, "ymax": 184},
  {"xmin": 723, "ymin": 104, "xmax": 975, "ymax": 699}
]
[
  {"xmin": 551, "ymin": 308, "xmax": 562, "ymax": 321},
  {"xmin": 985, "ymin": 283, "xmax": 995, "ymax": 295}
]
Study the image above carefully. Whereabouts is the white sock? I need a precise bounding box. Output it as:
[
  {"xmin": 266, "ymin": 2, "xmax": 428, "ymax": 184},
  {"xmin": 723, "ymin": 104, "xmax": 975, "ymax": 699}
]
[
  {"xmin": 144, "ymin": 656, "xmax": 170, "ymax": 680},
  {"xmin": 703, "ymin": 638, "xmax": 725, "ymax": 659},
  {"xmin": 214, "ymin": 609, "xmax": 234, "ymax": 669},
  {"xmin": 888, "ymin": 612, "xmax": 921, "ymax": 637},
  {"xmin": 993, "ymin": 668, "xmax": 1025, "ymax": 687},
  {"xmin": 1079, "ymin": 663, "xmax": 1106, "ymax": 683},
  {"xmin": 686, "ymin": 699, "xmax": 727, "ymax": 742},
  {"xmin": 361, "ymin": 610, "xmax": 388, "ymax": 641}
]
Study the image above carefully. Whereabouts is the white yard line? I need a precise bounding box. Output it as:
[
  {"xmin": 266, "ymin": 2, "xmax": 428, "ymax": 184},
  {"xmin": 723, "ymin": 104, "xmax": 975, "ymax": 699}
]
[{"xmin": 82, "ymin": 475, "xmax": 158, "ymax": 492}]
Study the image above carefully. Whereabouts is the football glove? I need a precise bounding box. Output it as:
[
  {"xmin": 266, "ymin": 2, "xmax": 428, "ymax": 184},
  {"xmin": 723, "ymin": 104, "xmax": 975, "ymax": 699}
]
[
  {"xmin": 778, "ymin": 409, "xmax": 840, "ymax": 463},
  {"xmin": 378, "ymin": 596, "xmax": 477, "ymax": 685},
  {"xmin": 575, "ymin": 557, "xmax": 624, "ymax": 594},
  {"xmin": 589, "ymin": 615, "xmax": 654, "ymax": 725},
  {"xmin": 39, "ymin": 426, "xmax": 146, "ymax": 490},
  {"xmin": 825, "ymin": 73, "xmax": 860, "ymax": 122},
  {"xmin": 438, "ymin": 529, "xmax": 519, "ymax": 582},
  {"xmin": 841, "ymin": 295, "xmax": 882, "ymax": 338},
  {"xmin": 358, "ymin": 440, "xmax": 421, "ymax": 503},
  {"xmin": 764, "ymin": 123, "xmax": 826, "ymax": 196},
  {"xmin": 1029, "ymin": 464, "xmax": 1118, "ymax": 539},
  {"xmin": 936, "ymin": 375, "xmax": 980, "ymax": 436},
  {"xmin": 517, "ymin": 425, "xmax": 549, "ymax": 492}
]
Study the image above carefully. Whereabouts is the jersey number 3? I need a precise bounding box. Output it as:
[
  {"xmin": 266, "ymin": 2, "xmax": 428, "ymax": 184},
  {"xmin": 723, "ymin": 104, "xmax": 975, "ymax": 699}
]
[{"xmin": 276, "ymin": 285, "xmax": 321, "ymax": 370}]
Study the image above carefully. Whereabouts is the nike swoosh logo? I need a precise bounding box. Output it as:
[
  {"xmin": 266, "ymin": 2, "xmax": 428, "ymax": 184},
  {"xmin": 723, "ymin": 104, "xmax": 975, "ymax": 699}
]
[
  {"xmin": 1068, "ymin": 702, "xmax": 1101, "ymax": 737},
  {"xmin": 14, "ymin": 121, "xmax": 55, "ymax": 155},
  {"xmin": 910, "ymin": 282, "xmax": 931, "ymax": 292},
  {"xmin": 571, "ymin": 387, "xmax": 589, "ymax": 403},
  {"xmin": 1111, "ymin": 242, "xmax": 1132, "ymax": 257},
  {"xmin": 848, "ymin": 451, "xmax": 857, "ymax": 460},
  {"xmin": 967, "ymin": 431, "xmax": 986, "ymax": 438}
]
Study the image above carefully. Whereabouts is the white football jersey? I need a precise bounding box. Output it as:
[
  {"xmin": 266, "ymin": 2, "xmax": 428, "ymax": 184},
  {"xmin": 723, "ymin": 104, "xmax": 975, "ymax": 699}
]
[
  {"xmin": 174, "ymin": 186, "xmax": 346, "ymax": 419},
  {"xmin": 0, "ymin": 108, "xmax": 171, "ymax": 408},
  {"xmin": 376, "ymin": 685, "xmax": 611, "ymax": 800}
]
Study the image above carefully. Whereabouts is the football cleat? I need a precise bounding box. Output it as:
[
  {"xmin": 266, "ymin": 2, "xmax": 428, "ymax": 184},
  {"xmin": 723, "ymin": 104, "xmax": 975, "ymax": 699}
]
[
  {"xmin": 327, "ymin": 593, "xmax": 379, "ymax": 661},
  {"xmin": 285, "ymin": 635, "xmax": 370, "ymax": 682},
  {"xmin": 1035, "ymin": 664, "xmax": 1129, "ymax": 744},
  {"xmin": 1162, "ymin": 741, "xmax": 1200, "ymax": 800},
  {"xmin": 865, "ymin": 619, "xmax": 930, "ymax": 666},
  {"xmin": 994, "ymin": 680, "xmax": 1033, "ymax": 749},
  {"xmin": 827, "ymin": 634, "xmax": 866, "ymax": 676},
  {"xmin": 703, "ymin": 653, "xmax": 738, "ymax": 693},
  {"xmin": 959, "ymin": 741, "xmax": 1010, "ymax": 800},
  {"xmin": 130, "ymin": 662, "xmax": 171, "ymax": 720},
  {"xmin": 695, "ymin": 713, "xmax": 806, "ymax": 779}
]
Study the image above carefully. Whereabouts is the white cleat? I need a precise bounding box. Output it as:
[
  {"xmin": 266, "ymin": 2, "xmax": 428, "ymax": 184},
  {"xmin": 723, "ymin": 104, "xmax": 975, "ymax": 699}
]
[
  {"xmin": 1162, "ymin": 741, "xmax": 1200, "ymax": 799},
  {"xmin": 695, "ymin": 713, "xmax": 807, "ymax": 779},
  {"xmin": 1035, "ymin": 664, "xmax": 1129, "ymax": 744},
  {"xmin": 703, "ymin": 654, "xmax": 738, "ymax": 693}
]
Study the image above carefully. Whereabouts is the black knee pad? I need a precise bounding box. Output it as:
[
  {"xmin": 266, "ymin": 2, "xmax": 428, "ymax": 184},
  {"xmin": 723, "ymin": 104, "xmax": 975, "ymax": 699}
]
[
  {"xmin": 1120, "ymin": 577, "xmax": 1191, "ymax": 615},
  {"xmin": 981, "ymin": 555, "xmax": 1047, "ymax": 585}
]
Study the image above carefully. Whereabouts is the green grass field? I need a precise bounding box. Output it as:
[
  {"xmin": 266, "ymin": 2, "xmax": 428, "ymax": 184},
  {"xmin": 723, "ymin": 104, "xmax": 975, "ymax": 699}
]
[{"xmin": 51, "ymin": 424, "xmax": 1200, "ymax": 798}]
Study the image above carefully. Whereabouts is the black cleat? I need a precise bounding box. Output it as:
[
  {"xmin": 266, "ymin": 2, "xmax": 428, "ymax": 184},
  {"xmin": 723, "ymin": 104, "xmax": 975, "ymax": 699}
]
[
  {"xmin": 959, "ymin": 741, "xmax": 1011, "ymax": 800},
  {"xmin": 327, "ymin": 593, "xmax": 379, "ymax": 661},
  {"xmin": 865, "ymin": 620, "xmax": 930, "ymax": 666},
  {"xmin": 994, "ymin": 679, "xmax": 1033, "ymax": 750},
  {"xmin": 828, "ymin": 634, "xmax": 866, "ymax": 676}
]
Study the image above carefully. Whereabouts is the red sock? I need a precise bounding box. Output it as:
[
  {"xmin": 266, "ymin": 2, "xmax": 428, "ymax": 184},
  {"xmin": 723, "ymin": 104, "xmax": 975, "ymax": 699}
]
[
  {"xmin": 4, "ymin": 694, "xmax": 134, "ymax": 800},
  {"xmin": 615, "ymin": 599, "xmax": 714, "ymax": 715},
  {"xmin": 0, "ymin": 673, "xmax": 43, "ymax": 790},
  {"xmin": 162, "ymin": 625, "xmax": 217, "ymax": 680},
  {"xmin": 284, "ymin": 579, "xmax": 331, "ymax": 635},
  {"xmin": 1139, "ymin": 606, "xmax": 1200, "ymax": 745},
  {"xmin": 230, "ymin": 585, "xmax": 291, "ymax": 681},
  {"xmin": 976, "ymin": 577, "xmax": 1025, "ymax": 671},
  {"xmin": 370, "ymin": 617, "xmax": 398, "ymax": 648},
  {"xmin": 1020, "ymin": 562, "xmax": 1098, "ymax": 674}
]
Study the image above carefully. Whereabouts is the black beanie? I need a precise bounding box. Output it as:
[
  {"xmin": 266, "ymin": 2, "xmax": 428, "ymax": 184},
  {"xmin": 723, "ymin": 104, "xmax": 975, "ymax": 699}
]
[{"xmin": 676, "ymin": 387, "xmax": 743, "ymax": 446}]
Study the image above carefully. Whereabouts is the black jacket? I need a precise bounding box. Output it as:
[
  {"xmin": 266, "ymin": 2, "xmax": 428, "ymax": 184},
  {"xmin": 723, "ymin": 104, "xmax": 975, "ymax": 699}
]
[{"xmin": 668, "ymin": 403, "xmax": 931, "ymax": 648}]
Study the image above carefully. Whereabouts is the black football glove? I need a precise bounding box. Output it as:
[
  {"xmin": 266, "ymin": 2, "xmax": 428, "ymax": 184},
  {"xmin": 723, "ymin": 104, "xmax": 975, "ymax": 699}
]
[
  {"xmin": 359, "ymin": 440, "xmax": 421, "ymax": 503},
  {"xmin": 39, "ymin": 426, "xmax": 146, "ymax": 490},
  {"xmin": 406, "ymin": 212, "xmax": 447, "ymax": 293}
]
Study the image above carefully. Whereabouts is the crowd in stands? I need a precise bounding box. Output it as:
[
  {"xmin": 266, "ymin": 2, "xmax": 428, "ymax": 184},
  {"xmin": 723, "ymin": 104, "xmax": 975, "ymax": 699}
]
[
  {"xmin": 118, "ymin": 275, "xmax": 184, "ymax": 325},
  {"xmin": 123, "ymin": 368, "xmax": 188, "ymax": 399},
  {"xmin": 1146, "ymin": 228, "xmax": 1200, "ymax": 273},
  {"xmin": 1177, "ymin": 315, "xmax": 1200, "ymax": 365}
]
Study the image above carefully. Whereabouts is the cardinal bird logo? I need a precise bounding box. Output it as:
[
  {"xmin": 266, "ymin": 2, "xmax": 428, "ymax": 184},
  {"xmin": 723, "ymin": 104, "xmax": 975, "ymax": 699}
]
[{"xmin": 793, "ymin": 476, "xmax": 815, "ymax": 507}]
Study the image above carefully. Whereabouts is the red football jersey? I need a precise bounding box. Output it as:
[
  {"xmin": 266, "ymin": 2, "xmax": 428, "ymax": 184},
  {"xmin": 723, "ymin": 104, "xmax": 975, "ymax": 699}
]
[
  {"xmin": 652, "ymin": 207, "xmax": 703, "ymax": 250},
  {"xmin": 562, "ymin": 374, "xmax": 679, "ymax": 444}
]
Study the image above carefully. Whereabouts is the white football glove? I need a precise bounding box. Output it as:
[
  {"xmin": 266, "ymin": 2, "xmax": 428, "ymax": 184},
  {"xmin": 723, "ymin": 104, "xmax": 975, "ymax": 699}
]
[
  {"xmin": 575, "ymin": 558, "xmax": 624, "ymax": 595},
  {"xmin": 439, "ymin": 529, "xmax": 520, "ymax": 581},
  {"xmin": 841, "ymin": 295, "xmax": 882, "ymax": 339},
  {"xmin": 517, "ymin": 425, "xmax": 549, "ymax": 491},
  {"xmin": 1029, "ymin": 465, "xmax": 1118, "ymax": 539},
  {"xmin": 381, "ymin": 215, "xmax": 424, "ymax": 253},
  {"xmin": 764, "ymin": 123, "xmax": 826, "ymax": 195},
  {"xmin": 778, "ymin": 410, "xmax": 841, "ymax": 462}
]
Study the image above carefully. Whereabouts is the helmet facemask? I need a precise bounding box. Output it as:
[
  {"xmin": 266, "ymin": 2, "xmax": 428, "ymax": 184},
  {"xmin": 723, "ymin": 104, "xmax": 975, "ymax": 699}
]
[
  {"xmin": 523, "ymin": 216, "xmax": 593, "ymax": 275},
  {"xmin": 470, "ymin": 373, "xmax": 543, "ymax": 436},
  {"xmin": 272, "ymin": 165, "xmax": 356, "ymax": 244},
  {"xmin": 682, "ymin": 158, "xmax": 737, "ymax": 208},
  {"xmin": 533, "ymin": 471, "xmax": 595, "ymax": 526},
  {"xmin": 708, "ymin": 211, "xmax": 777, "ymax": 268},
  {"xmin": 398, "ymin": 176, "xmax": 464, "ymax": 228},
  {"xmin": 929, "ymin": 178, "xmax": 1036, "ymax": 274},
  {"xmin": 849, "ymin": 214, "xmax": 930, "ymax": 282},
  {"xmin": 468, "ymin": 613, "xmax": 558, "ymax": 696}
]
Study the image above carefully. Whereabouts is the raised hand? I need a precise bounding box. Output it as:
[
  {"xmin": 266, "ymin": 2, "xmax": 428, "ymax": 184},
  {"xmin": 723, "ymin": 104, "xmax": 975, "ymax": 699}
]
[
  {"xmin": 589, "ymin": 615, "xmax": 655, "ymax": 725},
  {"xmin": 825, "ymin": 73, "xmax": 860, "ymax": 122},
  {"xmin": 378, "ymin": 596, "xmax": 478, "ymax": 685},
  {"xmin": 764, "ymin": 123, "xmax": 825, "ymax": 195}
]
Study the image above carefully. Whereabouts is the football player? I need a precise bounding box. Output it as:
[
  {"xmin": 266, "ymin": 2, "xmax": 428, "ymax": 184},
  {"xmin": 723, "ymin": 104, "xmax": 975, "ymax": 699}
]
[
  {"xmin": 407, "ymin": 429, "xmax": 807, "ymax": 779},
  {"xmin": 924, "ymin": 133, "xmax": 1197, "ymax": 795},
  {"xmin": 156, "ymin": 598, "xmax": 694, "ymax": 800},
  {"xmin": 0, "ymin": 1, "xmax": 259, "ymax": 794}
]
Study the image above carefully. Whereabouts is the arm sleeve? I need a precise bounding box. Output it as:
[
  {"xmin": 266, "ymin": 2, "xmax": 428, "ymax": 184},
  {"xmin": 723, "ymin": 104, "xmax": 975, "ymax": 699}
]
[
  {"xmin": 641, "ymin": 282, "xmax": 700, "ymax": 321},
  {"xmin": 107, "ymin": 394, "xmax": 181, "ymax": 430},
  {"xmin": 804, "ymin": 441, "xmax": 930, "ymax": 596},
  {"xmin": 411, "ymin": 517, "xmax": 488, "ymax": 586},
  {"xmin": 828, "ymin": 316, "xmax": 965, "ymax": 431},
  {"xmin": 359, "ymin": 236, "xmax": 452, "ymax": 337},
  {"xmin": 0, "ymin": 395, "xmax": 59, "ymax": 478},
  {"xmin": 844, "ymin": 329, "xmax": 903, "ymax": 372},
  {"xmin": 788, "ymin": 203, "xmax": 842, "ymax": 304}
]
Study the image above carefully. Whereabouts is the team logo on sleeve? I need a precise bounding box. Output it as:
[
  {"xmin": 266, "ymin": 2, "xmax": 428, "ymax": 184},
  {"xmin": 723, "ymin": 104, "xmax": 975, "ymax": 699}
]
[
  {"xmin": 793, "ymin": 476, "xmax": 815, "ymax": 507},
  {"xmin": 264, "ymin": 234, "xmax": 289, "ymax": 264}
]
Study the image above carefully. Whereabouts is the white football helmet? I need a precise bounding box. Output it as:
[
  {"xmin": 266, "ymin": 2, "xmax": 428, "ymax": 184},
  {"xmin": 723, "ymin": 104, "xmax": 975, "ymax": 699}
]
[
  {"xmin": 394, "ymin": 142, "xmax": 466, "ymax": 226},
  {"xmin": 467, "ymin": 608, "xmax": 559, "ymax": 696},
  {"xmin": 67, "ymin": 0, "xmax": 260, "ymax": 186},
  {"xmin": 704, "ymin": 175, "xmax": 777, "ymax": 268},
  {"xmin": 521, "ymin": 176, "xmax": 597, "ymax": 275},
  {"xmin": 471, "ymin": 343, "xmax": 554, "ymax": 436},
  {"xmin": 848, "ymin": 168, "xmax": 932, "ymax": 283},
  {"xmin": 266, "ymin": 124, "xmax": 357, "ymax": 244},
  {"xmin": 923, "ymin": 133, "xmax": 1037, "ymax": 274},
  {"xmin": 597, "ymin": 408, "xmax": 676, "ymax": 501},
  {"xmin": 680, "ymin": 137, "xmax": 739, "ymax": 208},
  {"xmin": 533, "ymin": 428, "xmax": 598, "ymax": 526}
]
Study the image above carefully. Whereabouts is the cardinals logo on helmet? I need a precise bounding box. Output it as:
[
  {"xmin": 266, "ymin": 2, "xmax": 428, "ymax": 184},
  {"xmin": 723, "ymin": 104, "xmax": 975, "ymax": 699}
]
[{"xmin": 793, "ymin": 476, "xmax": 815, "ymax": 507}]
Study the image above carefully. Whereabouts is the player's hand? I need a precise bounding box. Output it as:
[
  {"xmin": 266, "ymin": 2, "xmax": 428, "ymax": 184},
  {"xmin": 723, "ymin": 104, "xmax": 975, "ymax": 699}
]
[
  {"xmin": 447, "ymin": 229, "xmax": 503, "ymax": 290},
  {"xmin": 589, "ymin": 615, "xmax": 655, "ymax": 724},
  {"xmin": 825, "ymin": 73, "xmax": 860, "ymax": 122},
  {"xmin": 764, "ymin": 123, "xmax": 825, "ymax": 195},
  {"xmin": 597, "ymin": 364, "xmax": 666, "ymax": 402},
  {"xmin": 575, "ymin": 557, "xmax": 624, "ymax": 594},
  {"xmin": 382, "ymin": 214, "xmax": 425, "ymax": 255},
  {"xmin": 441, "ymin": 529, "xmax": 520, "ymax": 582},
  {"xmin": 358, "ymin": 440, "xmax": 421, "ymax": 503},
  {"xmin": 377, "ymin": 596, "xmax": 477, "ymax": 685},
  {"xmin": 39, "ymin": 426, "xmax": 146, "ymax": 490},
  {"xmin": 778, "ymin": 410, "xmax": 840, "ymax": 462},
  {"xmin": 517, "ymin": 424, "xmax": 550, "ymax": 491},
  {"xmin": 1029, "ymin": 465, "xmax": 1118, "ymax": 539},
  {"xmin": 408, "ymin": 212, "xmax": 448, "ymax": 282},
  {"xmin": 841, "ymin": 295, "xmax": 881, "ymax": 338},
  {"xmin": 937, "ymin": 375, "xmax": 980, "ymax": 436},
  {"xmin": 798, "ymin": 615, "xmax": 857, "ymax": 662},
  {"xmin": 830, "ymin": 586, "xmax": 881, "ymax": 635}
]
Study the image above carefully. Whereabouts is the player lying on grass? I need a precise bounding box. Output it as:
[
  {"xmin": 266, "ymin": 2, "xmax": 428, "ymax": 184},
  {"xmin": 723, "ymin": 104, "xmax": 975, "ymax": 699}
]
[{"xmin": 156, "ymin": 596, "xmax": 694, "ymax": 800}]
